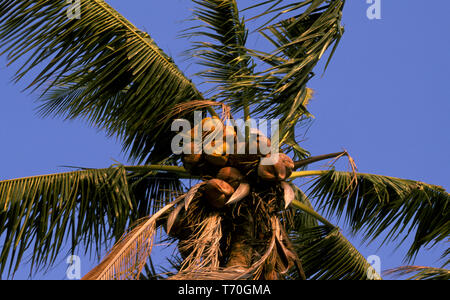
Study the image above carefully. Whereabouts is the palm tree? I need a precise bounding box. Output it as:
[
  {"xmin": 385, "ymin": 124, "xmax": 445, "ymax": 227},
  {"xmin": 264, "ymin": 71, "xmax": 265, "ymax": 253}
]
[{"xmin": 0, "ymin": 0, "xmax": 448, "ymax": 280}]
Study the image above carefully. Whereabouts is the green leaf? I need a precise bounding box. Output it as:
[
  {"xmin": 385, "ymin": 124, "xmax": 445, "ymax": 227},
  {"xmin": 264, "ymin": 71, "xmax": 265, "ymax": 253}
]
[
  {"xmin": 385, "ymin": 266, "xmax": 450, "ymax": 280},
  {"xmin": 309, "ymin": 170, "xmax": 450, "ymax": 262},
  {"xmin": 184, "ymin": 0, "xmax": 255, "ymax": 112},
  {"xmin": 244, "ymin": 0, "xmax": 345, "ymax": 131},
  {"xmin": 290, "ymin": 226, "xmax": 381, "ymax": 280},
  {"xmin": 0, "ymin": 0, "xmax": 203, "ymax": 164},
  {"xmin": 0, "ymin": 165, "xmax": 183, "ymax": 277},
  {"xmin": 0, "ymin": 166, "xmax": 130, "ymax": 276}
]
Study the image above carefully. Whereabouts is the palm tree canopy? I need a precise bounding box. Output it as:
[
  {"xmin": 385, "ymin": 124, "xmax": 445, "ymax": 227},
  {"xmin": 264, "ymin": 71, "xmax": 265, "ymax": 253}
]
[{"xmin": 0, "ymin": 0, "xmax": 448, "ymax": 280}]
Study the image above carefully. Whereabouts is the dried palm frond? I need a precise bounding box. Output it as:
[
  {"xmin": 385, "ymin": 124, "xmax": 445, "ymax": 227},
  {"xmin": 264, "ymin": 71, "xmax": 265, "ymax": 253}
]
[
  {"xmin": 82, "ymin": 196, "xmax": 184, "ymax": 280},
  {"xmin": 179, "ymin": 213, "xmax": 223, "ymax": 272}
]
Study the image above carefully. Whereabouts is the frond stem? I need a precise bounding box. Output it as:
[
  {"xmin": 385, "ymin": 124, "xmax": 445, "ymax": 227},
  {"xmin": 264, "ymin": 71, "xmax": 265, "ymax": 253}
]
[
  {"xmin": 124, "ymin": 165, "xmax": 193, "ymax": 177},
  {"xmin": 291, "ymin": 199, "xmax": 336, "ymax": 229},
  {"xmin": 289, "ymin": 170, "xmax": 329, "ymax": 179},
  {"xmin": 294, "ymin": 151, "xmax": 347, "ymax": 170}
]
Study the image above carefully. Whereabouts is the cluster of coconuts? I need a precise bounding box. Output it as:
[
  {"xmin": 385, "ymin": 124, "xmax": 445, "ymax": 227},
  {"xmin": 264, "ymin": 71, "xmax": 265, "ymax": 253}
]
[{"xmin": 180, "ymin": 117, "xmax": 296, "ymax": 211}]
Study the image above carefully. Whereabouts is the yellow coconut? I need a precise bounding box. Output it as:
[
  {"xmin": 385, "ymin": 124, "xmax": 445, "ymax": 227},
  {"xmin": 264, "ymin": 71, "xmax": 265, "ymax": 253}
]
[
  {"xmin": 202, "ymin": 116, "xmax": 222, "ymax": 133},
  {"xmin": 182, "ymin": 142, "xmax": 203, "ymax": 171},
  {"xmin": 204, "ymin": 139, "xmax": 232, "ymax": 167}
]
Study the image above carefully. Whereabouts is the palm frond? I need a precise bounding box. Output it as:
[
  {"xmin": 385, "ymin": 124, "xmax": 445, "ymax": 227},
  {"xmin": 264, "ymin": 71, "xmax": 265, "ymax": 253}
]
[
  {"xmin": 288, "ymin": 184, "xmax": 380, "ymax": 280},
  {"xmin": 0, "ymin": 164, "xmax": 184, "ymax": 277},
  {"xmin": 82, "ymin": 197, "xmax": 183, "ymax": 280},
  {"xmin": 244, "ymin": 0, "xmax": 345, "ymax": 144},
  {"xmin": 0, "ymin": 166, "xmax": 132, "ymax": 276},
  {"xmin": 385, "ymin": 266, "xmax": 450, "ymax": 280},
  {"xmin": 184, "ymin": 0, "xmax": 255, "ymax": 111},
  {"xmin": 0, "ymin": 0, "xmax": 204, "ymax": 163},
  {"xmin": 309, "ymin": 170, "xmax": 450, "ymax": 262},
  {"xmin": 291, "ymin": 226, "xmax": 381, "ymax": 280},
  {"xmin": 289, "ymin": 185, "xmax": 319, "ymax": 230},
  {"xmin": 126, "ymin": 169, "xmax": 185, "ymax": 216}
]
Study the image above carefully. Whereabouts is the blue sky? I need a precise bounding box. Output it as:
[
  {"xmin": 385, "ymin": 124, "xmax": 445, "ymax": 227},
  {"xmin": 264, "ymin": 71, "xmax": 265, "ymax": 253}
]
[{"xmin": 0, "ymin": 0, "xmax": 449, "ymax": 279}]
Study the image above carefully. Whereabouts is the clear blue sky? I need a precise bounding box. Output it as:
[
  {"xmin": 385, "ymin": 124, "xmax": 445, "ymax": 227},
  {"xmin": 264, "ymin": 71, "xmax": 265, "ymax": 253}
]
[{"xmin": 0, "ymin": 0, "xmax": 449, "ymax": 279}]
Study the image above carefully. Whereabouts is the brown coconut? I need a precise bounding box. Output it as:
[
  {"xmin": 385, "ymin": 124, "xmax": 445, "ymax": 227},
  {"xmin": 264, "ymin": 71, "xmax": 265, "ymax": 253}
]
[
  {"xmin": 257, "ymin": 153, "xmax": 294, "ymax": 181},
  {"xmin": 203, "ymin": 179, "xmax": 235, "ymax": 209},
  {"xmin": 216, "ymin": 167, "xmax": 243, "ymax": 190},
  {"xmin": 278, "ymin": 153, "xmax": 294, "ymax": 178}
]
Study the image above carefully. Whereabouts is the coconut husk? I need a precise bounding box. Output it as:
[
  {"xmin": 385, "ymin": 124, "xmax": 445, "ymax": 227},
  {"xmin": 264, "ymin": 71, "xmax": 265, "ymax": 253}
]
[
  {"xmin": 216, "ymin": 167, "xmax": 243, "ymax": 190},
  {"xmin": 257, "ymin": 153, "xmax": 294, "ymax": 181},
  {"xmin": 203, "ymin": 179, "xmax": 235, "ymax": 209}
]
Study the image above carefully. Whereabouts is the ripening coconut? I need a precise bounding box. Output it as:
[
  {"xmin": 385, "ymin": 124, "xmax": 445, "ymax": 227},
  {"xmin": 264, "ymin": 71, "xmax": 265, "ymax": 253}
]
[
  {"xmin": 186, "ymin": 116, "xmax": 222, "ymax": 142},
  {"xmin": 182, "ymin": 141, "xmax": 203, "ymax": 171},
  {"xmin": 216, "ymin": 167, "xmax": 243, "ymax": 190},
  {"xmin": 203, "ymin": 179, "xmax": 235, "ymax": 209},
  {"xmin": 278, "ymin": 153, "xmax": 294, "ymax": 178},
  {"xmin": 257, "ymin": 153, "xmax": 294, "ymax": 181},
  {"xmin": 248, "ymin": 135, "xmax": 272, "ymax": 156},
  {"xmin": 202, "ymin": 116, "xmax": 221, "ymax": 133},
  {"xmin": 204, "ymin": 139, "xmax": 232, "ymax": 167}
]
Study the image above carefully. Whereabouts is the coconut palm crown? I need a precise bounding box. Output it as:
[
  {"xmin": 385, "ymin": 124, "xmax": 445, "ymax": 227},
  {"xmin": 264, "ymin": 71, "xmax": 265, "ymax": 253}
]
[{"xmin": 0, "ymin": 0, "xmax": 448, "ymax": 280}]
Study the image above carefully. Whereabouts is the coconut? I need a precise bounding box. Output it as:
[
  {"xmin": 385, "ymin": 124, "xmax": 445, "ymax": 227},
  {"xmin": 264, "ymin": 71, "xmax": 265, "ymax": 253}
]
[
  {"xmin": 278, "ymin": 153, "xmax": 294, "ymax": 178},
  {"xmin": 247, "ymin": 135, "xmax": 272, "ymax": 156},
  {"xmin": 203, "ymin": 179, "xmax": 235, "ymax": 209},
  {"xmin": 163, "ymin": 209, "xmax": 190, "ymax": 240},
  {"xmin": 257, "ymin": 135, "xmax": 272, "ymax": 155},
  {"xmin": 258, "ymin": 163, "xmax": 280, "ymax": 181},
  {"xmin": 182, "ymin": 154, "xmax": 202, "ymax": 170},
  {"xmin": 182, "ymin": 141, "xmax": 203, "ymax": 171},
  {"xmin": 202, "ymin": 116, "xmax": 221, "ymax": 133},
  {"xmin": 257, "ymin": 153, "xmax": 294, "ymax": 181},
  {"xmin": 204, "ymin": 139, "xmax": 231, "ymax": 167},
  {"xmin": 216, "ymin": 167, "xmax": 243, "ymax": 190}
]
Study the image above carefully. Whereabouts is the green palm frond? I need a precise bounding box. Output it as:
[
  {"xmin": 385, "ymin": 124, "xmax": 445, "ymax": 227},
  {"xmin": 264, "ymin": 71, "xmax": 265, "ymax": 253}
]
[
  {"xmin": 287, "ymin": 184, "xmax": 381, "ymax": 280},
  {"xmin": 127, "ymin": 169, "xmax": 185, "ymax": 216},
  {"xmin": 385, "ymin": 266, "xmax": 450, "ymax": 280},
  {"xmin": 309, "ymin": 170, "xmax": 450, "ymax": 262},
  {"xmin": 290, "ymin": 185, "xmax": 319, "ymax": 230},
  {"xmin": 185, "ymin": 0, "xmax": 255, "ymax": 113},
  {"xmin": 290, "ymin": 226, "xmax": 381, "ymax": 280},
  {"xmin": 0, "ymin": 166, "xmax": 131, "ymax": 276},
  {"xmin": 244, "ymin": 0, "xmax": 344, "ymax": 142},
  {"xmin": 0, "ymin": 165, "xmax": 183, "ymax": 277},
  {"xmin": 0, "ymin": 0, "xmax": 204, "ymax": 164}
]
